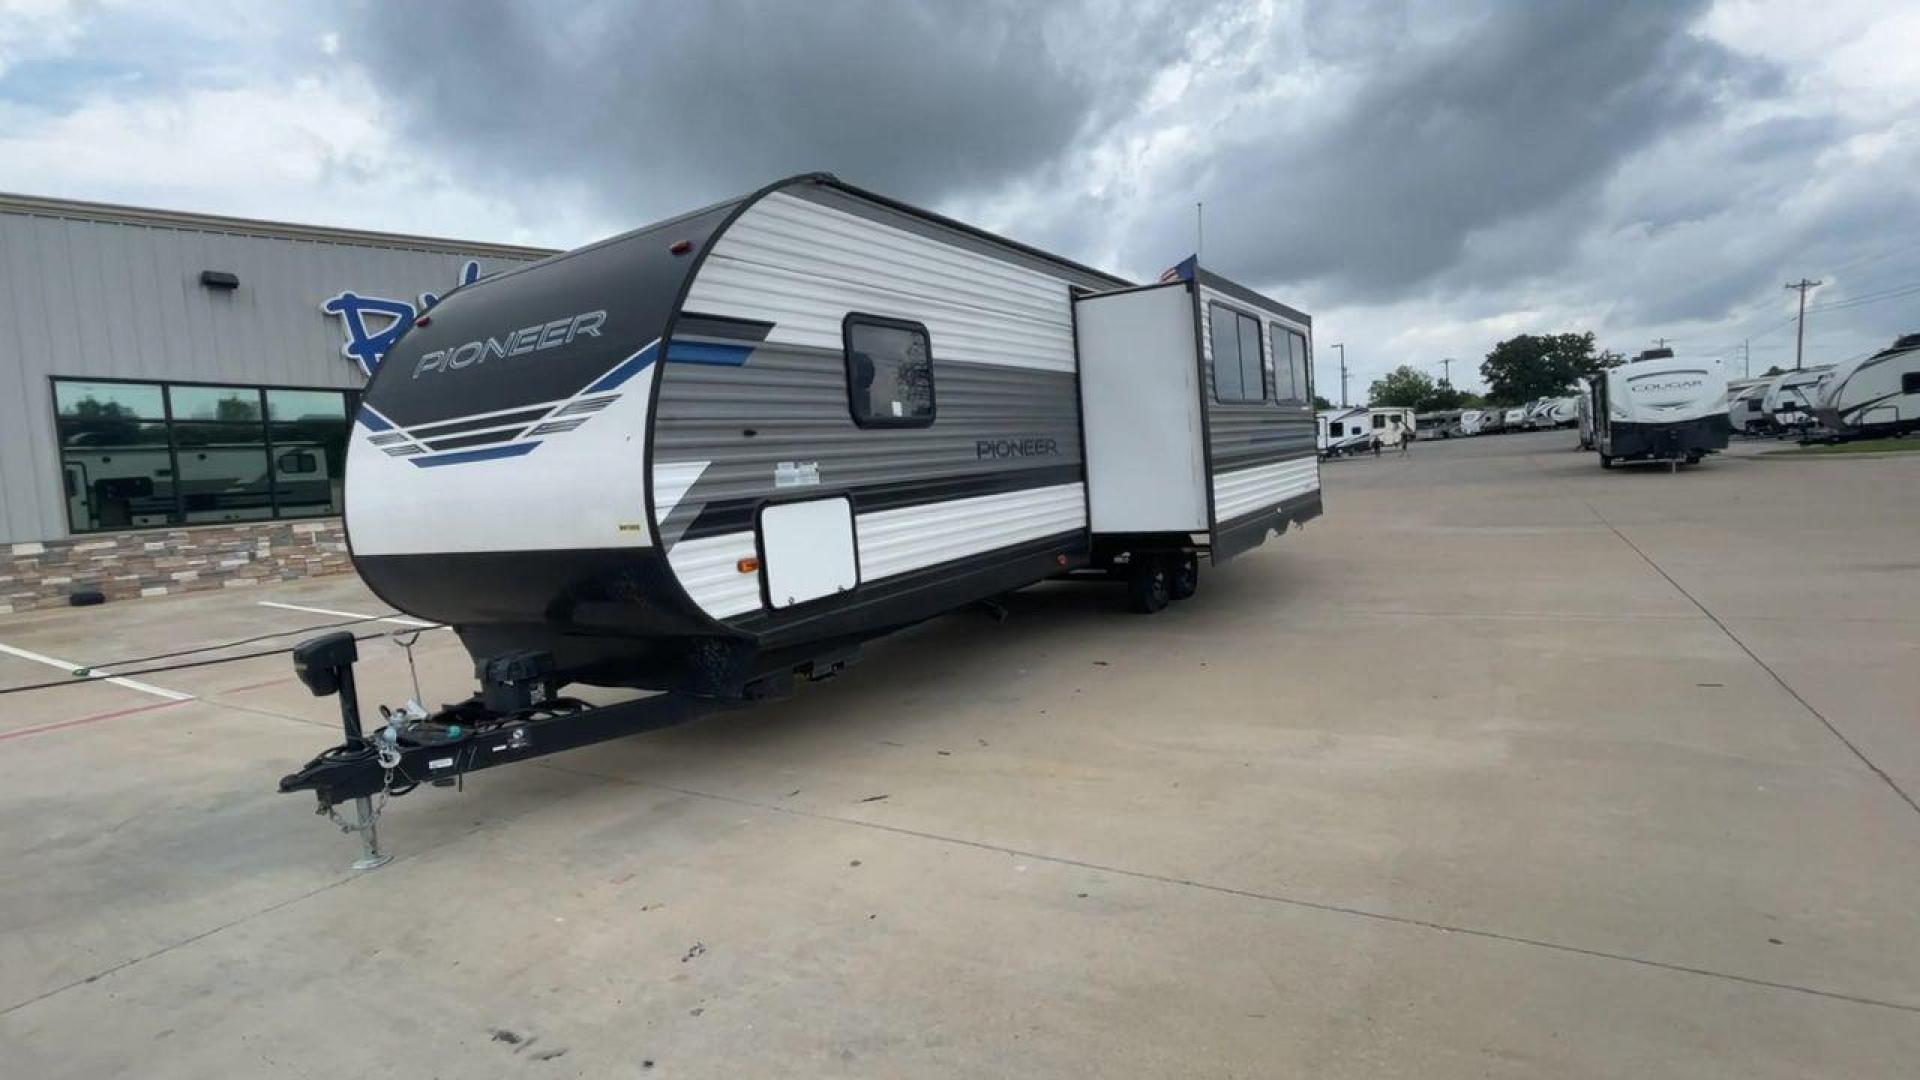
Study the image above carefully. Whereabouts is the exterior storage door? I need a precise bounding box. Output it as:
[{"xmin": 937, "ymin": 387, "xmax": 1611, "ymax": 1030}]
[{"xmin": 757, "ymin": 496, "xmax": 859, "ymax": 608}]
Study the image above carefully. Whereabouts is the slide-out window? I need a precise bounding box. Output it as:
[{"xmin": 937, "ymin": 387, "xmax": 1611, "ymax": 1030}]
[
  {"xmin": 1209, "ymin": 303, "xmax": 1265, "ymax": 403},
  {"xmin": 1904, "ymin": 371, "xmax": 1920, "ymax": 394},
  {"xmin": 844, "ymin": 314, "xmax": 935, "ymax": 428},
  {"xmin": 1270, "ymin": 325, "xmax": 1310, "ymax": 404}
]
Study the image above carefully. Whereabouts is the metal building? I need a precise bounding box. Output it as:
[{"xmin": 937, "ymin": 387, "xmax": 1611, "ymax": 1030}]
[{"xmin": 0, "ymin": 192, "xmax": 552, "ymax": 611}]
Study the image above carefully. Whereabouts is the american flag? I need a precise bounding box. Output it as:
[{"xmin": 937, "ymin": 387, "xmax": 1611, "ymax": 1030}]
[{"xmin": 1158, "ymin": 255, "xmax": 1196, "ymax": 283}]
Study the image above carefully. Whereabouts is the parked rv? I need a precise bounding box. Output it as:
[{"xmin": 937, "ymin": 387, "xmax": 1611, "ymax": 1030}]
[
  {"xmin": 1368, "ymin": 407, "xmax": 1416, "ymax": 444},
  {"xmin": 1317, "ymin": 407, "xmax": 1373, "ymax": 457},
  {"xmin": 344, "ymin": 173, "xmax": 1323, "ymax": 700},
  {"xmin": 1502, "ymin": 407, "xmax": 1528, "ymax": 430},
  {"xmin": 1726, "ymin": 377, "xmax": 1774, "ymax": 436},
  {"xmin": 1813, "ymin": 333, "xmax": 1920, "ymax": 441},
  {"xmin": 1458, "ymin": 409, "xmax": 1491, "ymax": 436},
  {"xmin": 1587, "ymin": 349, "xmax": 1730, "ymax": 469},
  {"xmin": 1576, "ymin": 379, "xmax": 1594, "ymax": 449},
  {"xmin": 1761, "ymin": 366, "xmax": 1834, "ymax": 437},
  {"xmin": 1415, "ymin": 409, "xmax": 1462, "ymax": 438}
]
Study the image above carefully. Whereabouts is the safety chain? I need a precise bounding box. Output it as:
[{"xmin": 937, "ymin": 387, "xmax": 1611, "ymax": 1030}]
[{"xmin": 315, "ymin": 728, "xmax": 406, "ymax": 833}]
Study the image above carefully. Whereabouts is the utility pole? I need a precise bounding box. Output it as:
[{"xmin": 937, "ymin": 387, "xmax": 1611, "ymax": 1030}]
[
  {"xmin": 1330, "ymin": 343, "xmax": 1348, "ymax": 407},
  {"xmin": 1740, "ymin": 338, "xmax": 1750, "ymax": 378},
  {"xmin": 1651, "ymin": 337, "xmax": 1670, "ymax": 349},
  {"xmin": 1785, "ymin": 279, "xmax": 1821, "ymax": 371},
  {"xmin": 1437, "ymin": 357, "xmax": 1454, "ymax": 385},
  {"xmin": 1195, "ymin": 202, "xmax": 1204, "ymax": 263}
]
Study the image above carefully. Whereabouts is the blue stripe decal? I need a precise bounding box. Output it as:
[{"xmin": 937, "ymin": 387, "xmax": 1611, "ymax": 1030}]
[
  {"xmin": 585, "ymin": 340, "xmax": 659, "ymax": 393},
  {"xmin": 667, "ymin": 340, "xmax": 753, "ymax": 366},
  {"xmin": 356, "ymin": 405, "xmax": 394, "ymax": 432},
  {"xmin": 409, "ymin": 442, "xmax": 541, "ymax": 468}
]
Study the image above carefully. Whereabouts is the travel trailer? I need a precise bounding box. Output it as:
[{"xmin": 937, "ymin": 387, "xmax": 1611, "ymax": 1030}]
[
  {"xmin": 1415, "ymin": 409, "xmax": 1461, "ymax": 438},
  {"xmin": 1538, "ymin": 396, "xmax": 1579, "ymax": 429},
  {"xmin": 285, "ymin": 174, "xmax": 1331, "ymax": 846},
  {"xmin": 1458, "ymin": 409, "xmax": 1491, "ymax": 436},
  {"xmin": 1813, "ymin": 333, "xmax": 1920, "ymax": 441},
  {"xmin": 344, "ymin": 173, "xmax": 1322, "ymax": 698},
  {"xmin": 1587, "ymin": 349, "xmax": 1730, "ymax": 468},
  {"xmin": 1576, "ymin": 380, "xmax": 1594, "ymax": 449},
  {"xmin": 1317, "ymin": 407, "xmax": 1372, "ymax": 456},
  {"xmin": 1761, "ymin": 366, "xmax": 1833, "ymax": 436},
  {"xmin": 1368, "ymin": 407, "xmax": 1416, "ymax": 443},
  {"xmin": 1502, "ymin": 406, "xmax": 1528, "ymax": 430},
  {"xmin": 1726, "ymin": 377, "xmax": 1774, "ymax": 436}
]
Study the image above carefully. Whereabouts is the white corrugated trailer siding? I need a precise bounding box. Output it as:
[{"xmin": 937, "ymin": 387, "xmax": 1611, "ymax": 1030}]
[
  {"xmin": 1194, "ymin": 281, "xmax": 1321, "ymax": 529},
  {"xmin": 0, "ymin": 194, "xmax": 546, "ymax": 544},
  {"xmin": 660, "ymin": 189, "xmax": 1096, "ymax": 620}
]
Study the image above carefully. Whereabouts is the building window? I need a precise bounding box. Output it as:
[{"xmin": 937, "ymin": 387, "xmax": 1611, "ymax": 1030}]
[
  {"xmin": 52, "ymin": 378, "xmax": 353, "ymax": 534},
  {"xmin": 1209, "ymin": 303, "xmax": 1265, "ymax": 403},
  {"xmin": 845, "ymin": 315, "xmax": 935, "ymax": 427}
]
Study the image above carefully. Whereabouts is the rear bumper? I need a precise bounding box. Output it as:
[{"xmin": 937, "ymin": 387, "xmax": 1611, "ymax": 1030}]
[{"xmin": 1606, "ymin": 415, "xmax": 1731, "ymax": 461}]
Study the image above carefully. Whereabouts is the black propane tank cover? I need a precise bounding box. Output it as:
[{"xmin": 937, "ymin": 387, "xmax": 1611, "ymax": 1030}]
[{"xmin": 68, "ymin": 588, "xmax": 106, "ymax": 606}]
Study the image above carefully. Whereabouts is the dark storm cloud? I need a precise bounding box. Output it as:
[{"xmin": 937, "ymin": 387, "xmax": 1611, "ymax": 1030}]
[
  {"xmin": 342, "ymin": 0, "xmax": 1201, "ymax": 226},
  {"xmin": 1166, "ymin": 0, "xmax": 1781, "ymax": 299},
  {"xmin": 341, "ymin": 0, "xmax": 1807, "ymax": 318}
]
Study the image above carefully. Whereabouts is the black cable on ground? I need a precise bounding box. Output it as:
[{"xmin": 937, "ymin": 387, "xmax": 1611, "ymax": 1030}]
[
  {"xmin": 69, "ymin": 614, "xmax": 410, "ymax": 674},
  {"xmin": 0, "ymin": 625, "xmax": 448, "ymax": 696}
]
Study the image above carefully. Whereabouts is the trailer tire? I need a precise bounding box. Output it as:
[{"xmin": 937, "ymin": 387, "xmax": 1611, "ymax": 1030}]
[
  {"xmin": 1599, "ymin": 453, "xmax": 1613, "ymax": 469},
  {"xmin": 1127, "ymin": 556, "xmax": 1172, "ymax": 614},
  {"xmin": 1170, "ymin": 553, "xmax": 1199, "ymax": 601}
]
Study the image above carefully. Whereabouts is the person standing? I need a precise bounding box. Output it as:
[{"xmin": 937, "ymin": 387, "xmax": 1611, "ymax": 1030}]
[{"xmin": 1397, "ymin": 421, "xmax": 1412, "ymax": 456}]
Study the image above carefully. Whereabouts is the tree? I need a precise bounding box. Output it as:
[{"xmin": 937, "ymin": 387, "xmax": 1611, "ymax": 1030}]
[
  {"xmin": 1367, "ymin": 365, "xmax": 1436, "ymax": 409},
  {"xmin": 1480, "ymin": 332, "xmax": 1598, "ymax": 405},
  {"xmin": 1312, "ymin": 395, "xmax": 1333, "ymax": 411}
]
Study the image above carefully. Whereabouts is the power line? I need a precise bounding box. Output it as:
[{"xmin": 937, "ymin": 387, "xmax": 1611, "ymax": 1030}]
[{"xmin": 1804, "ymin": 279, "xmax": 1920, "ymax": 315}]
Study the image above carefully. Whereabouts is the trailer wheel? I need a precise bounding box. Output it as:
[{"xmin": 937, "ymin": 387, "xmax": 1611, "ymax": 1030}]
[
  {"xmin": 1127, "ymin": 556, "xmax": 1172, "ymax": 614},
  {"xmin": 1599, "ymin": 453, "xmax": 1613, "ymax": 469},
  {"xmin": 1170, "ymin": 553, "xmax": 1199, "ymax": 601}
]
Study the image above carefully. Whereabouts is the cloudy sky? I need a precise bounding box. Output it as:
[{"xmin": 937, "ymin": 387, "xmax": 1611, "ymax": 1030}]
[{"xmin": 3, "ymin": 0, "xmax": 1916, "ymax": 397}]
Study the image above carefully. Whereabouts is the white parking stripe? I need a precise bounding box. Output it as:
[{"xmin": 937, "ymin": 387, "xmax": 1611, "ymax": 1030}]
[
  {"xmin": 0, "ymin": 641, "xmax": 194, "ymax": 702},
  {"xmin": 257, "ymin": 600, "xmax": 438, "ymax": 628}
]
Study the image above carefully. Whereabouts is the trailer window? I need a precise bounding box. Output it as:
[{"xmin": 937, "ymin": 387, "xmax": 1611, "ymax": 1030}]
[
  {"xmin": 1905, "ymin": 372, "xmax": 1920, "ymax": 395},
  {"xmin": 1209, "ymin": 303, "xmax": 1265, "ymax": 403},
  {"xmin": 844, "ymin": 315, "xmax": 935, "ymax": 428},
  {"xmin": 1271, "ymin": 326, "xmax": 1310, "ymax": 404}
]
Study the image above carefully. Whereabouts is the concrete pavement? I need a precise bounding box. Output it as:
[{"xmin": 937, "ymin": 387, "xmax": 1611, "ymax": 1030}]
[{"xmin": 1, "ymin": 430, "xmax": 1915, "ymax": 1077}]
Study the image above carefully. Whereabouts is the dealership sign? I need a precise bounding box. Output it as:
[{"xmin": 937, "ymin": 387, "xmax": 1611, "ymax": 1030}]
[{"xmin": 321, "ymin": 260, "xmax": 481, "ymax": 377}]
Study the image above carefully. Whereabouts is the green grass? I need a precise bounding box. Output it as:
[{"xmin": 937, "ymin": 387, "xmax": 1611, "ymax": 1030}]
[{"xmin": 1771, "ymin": 437, "xmax": 1920, "ymax": 455}]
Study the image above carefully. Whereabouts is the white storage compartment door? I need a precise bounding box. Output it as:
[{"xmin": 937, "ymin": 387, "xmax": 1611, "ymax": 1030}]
[
  {"xmin": 758, "ymin": 496, "xmax": 859, "ymax": 608},
  {"xmin": 1074, "ymin": 284, "xmax": 1209, "ymax": 533}
]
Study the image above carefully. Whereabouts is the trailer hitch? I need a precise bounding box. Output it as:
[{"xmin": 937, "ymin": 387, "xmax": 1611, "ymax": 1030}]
[{"xmin": 280, "ymin": 633, "xmax": 727, "ymax": 868}]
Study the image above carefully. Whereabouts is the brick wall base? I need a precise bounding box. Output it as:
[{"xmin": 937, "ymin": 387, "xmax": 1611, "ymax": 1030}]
[{"xmin": 3, "ymin": 519, "xmax": 350, "ymax": 614}]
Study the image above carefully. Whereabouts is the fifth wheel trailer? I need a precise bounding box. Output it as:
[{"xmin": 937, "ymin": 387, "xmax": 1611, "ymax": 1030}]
[
  {"xmin": 287, "ymin": 173, "xmax": 1324, "ymax": 846},
  {"xmin": 1813, "ymin": 333, "xmax": 1920, "ymax": 440}
]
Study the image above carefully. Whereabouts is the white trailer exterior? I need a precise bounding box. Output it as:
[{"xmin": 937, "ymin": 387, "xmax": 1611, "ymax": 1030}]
[
  {"xmin": 1761, "ymin": 366, "xmax": 1833, "ymax": 433},
  {"xmin": 1813, "ymin": 334, "xmax": 1920, "ymax": 440}
]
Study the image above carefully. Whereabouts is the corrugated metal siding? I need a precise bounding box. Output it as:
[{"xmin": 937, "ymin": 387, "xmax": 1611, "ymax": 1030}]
[
  {"xmin": 0, "ymin": 207, "xmax": 536, "ymax": 543},
  {"xmin": 657, "ymin": 187, "xmax": 1091, "ymax": 623},
  {"xmin": 685, "ymin": 192, "xmax": 1078, "ymax": 373},
  {"xmin": 1196, "ymin": 283, "xmax": 1319, "ymax": 523}
]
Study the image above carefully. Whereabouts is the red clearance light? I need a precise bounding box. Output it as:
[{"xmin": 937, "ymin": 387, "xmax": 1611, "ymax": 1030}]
[
  {"xmin": 414, "ymin": 315, "xmax": 432, "ymax": 327},
  {"xmin": 669, "ymin": 239, "xmax": 692, "ymax": 255}
]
